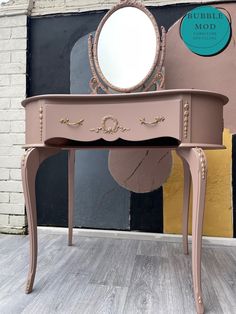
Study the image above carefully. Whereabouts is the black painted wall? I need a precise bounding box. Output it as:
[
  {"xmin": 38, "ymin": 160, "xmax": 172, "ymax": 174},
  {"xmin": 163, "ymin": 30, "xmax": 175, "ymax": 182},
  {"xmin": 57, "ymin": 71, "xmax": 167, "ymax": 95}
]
[
  {"xmin": 30, "ymin": 4, "xmax": 235, "ymax": 233},
  {"xmin": 70, "ymin": 34, "xmax": 131, "ymax": 230}
]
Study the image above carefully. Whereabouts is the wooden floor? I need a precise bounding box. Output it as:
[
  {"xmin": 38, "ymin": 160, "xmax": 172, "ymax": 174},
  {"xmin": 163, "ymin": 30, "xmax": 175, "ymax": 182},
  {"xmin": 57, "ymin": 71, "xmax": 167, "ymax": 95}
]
[{"xmin": 0, "ymin": 233, "xmax": 235, "ymax": 314}]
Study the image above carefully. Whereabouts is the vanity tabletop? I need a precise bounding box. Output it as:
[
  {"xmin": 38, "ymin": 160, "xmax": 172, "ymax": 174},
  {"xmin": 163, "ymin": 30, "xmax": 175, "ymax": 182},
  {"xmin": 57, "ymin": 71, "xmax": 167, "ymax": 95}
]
[{"xmin": 22, "ymin": 89, "xmax": 228, "ymax": 106}]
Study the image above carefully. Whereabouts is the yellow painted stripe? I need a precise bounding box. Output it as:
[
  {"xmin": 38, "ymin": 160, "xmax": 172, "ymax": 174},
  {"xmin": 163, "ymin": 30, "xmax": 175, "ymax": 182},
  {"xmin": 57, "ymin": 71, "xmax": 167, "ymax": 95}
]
[{"xmin": 163, "ymin": 129, "xmax": 233, "ymax": 237}]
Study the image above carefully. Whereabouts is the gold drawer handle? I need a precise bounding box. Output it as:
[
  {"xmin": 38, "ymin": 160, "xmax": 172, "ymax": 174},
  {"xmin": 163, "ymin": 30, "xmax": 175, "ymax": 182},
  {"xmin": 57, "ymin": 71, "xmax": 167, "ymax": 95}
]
[
  {"xmin": 139, "ymin": 116, "xmax": 165, "ymax": 126},
  {"xmin": 60, "ymin": 118, "xmax": 84, "ymax": 126}
]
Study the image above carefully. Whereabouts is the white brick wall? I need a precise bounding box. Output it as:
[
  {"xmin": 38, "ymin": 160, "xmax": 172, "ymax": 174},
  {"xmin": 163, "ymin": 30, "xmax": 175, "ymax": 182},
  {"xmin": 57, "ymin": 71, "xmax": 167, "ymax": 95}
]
[
  {"xmin": 31, "ymin": 0, "xmax": 222, "ymax": 15},
  {"xmin": 0, "ymin": 12, "xmax": 27, "ymax": 234}
]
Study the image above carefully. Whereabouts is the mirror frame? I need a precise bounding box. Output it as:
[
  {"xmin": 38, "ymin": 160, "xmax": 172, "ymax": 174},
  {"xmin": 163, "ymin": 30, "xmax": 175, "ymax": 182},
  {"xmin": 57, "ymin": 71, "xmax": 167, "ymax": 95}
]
[{"xmin": 88, "ymin": 0, "xmax": 166, "ymax": 94}]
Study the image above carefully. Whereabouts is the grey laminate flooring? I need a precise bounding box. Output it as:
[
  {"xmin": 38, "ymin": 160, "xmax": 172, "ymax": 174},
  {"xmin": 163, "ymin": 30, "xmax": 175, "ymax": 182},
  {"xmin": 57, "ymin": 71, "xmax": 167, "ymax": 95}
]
[{"xmin": 0, "ymin": 233, "xmax": 235, "ymax": 314}]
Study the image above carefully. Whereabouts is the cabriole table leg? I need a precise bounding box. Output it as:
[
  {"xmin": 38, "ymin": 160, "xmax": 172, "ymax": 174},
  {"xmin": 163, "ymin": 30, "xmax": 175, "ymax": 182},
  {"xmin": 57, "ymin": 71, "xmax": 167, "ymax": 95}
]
[
  {"xmin": 177, "ymin": 147, "xmax": 207, "ymax": 314},
  {"xmin": 177, "ymin": 152, "xmax": 191, "ymax": 255},
  {"xmin": 21, "ymin": 147, "xmax": 60, "ymax": 294}
]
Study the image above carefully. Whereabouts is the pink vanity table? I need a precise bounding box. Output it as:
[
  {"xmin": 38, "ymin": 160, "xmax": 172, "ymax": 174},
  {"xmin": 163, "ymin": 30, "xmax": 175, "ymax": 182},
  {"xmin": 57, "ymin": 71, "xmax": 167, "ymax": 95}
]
[{"xmin": 21, "ymin": 89, "xmax": 227, "ymax": 314}]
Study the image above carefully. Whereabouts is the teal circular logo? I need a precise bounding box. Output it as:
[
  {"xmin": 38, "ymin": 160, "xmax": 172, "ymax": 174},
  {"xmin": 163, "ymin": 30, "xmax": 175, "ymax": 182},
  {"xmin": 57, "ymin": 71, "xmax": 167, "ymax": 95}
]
[{"xmin": 180, "ymin": 6, "xmax": 231, "ymax": 56}]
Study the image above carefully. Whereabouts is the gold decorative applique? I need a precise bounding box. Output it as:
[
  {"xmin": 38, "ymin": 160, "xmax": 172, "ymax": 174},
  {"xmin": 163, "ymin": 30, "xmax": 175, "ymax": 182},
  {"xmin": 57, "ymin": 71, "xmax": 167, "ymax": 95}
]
[
  {"xmin": 21, "ymin": 151, "xmax": 27, "ymax": 167},
  {"xmin": 183, "ymin": 101, "xmax": 189, "ymax": 139},
  {"xmin": 21, "ymin": 148, "xmax": 33, "ymax": 168},
  {"xmin": 39, "ymin": 106, "xmax": 43, "ymax": 142},
  {"xmin": 196, "ymin": 147, "xmax": 207, "ymax": 180},
  {"xmin": 90, "ymin": 115, "xmax": 130, "ymax": 134}
]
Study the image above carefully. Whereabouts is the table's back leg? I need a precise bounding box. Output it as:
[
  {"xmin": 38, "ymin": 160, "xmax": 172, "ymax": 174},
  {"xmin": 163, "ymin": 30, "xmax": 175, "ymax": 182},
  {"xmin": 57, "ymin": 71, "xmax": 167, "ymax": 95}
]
[
  {"xmin": 21, "ymin": 147, "xmax": 60, "ymax": 294},
  {"xmin": 68, "ymin": 149, "xmax": 75, "ymax": 246},
  {"xmin": 177, "ymin": 147, "xmax": 207, "ymax": 314},
  {"xmin": 177, "ymin": 152, "xmax": 191, "ymax": 255}
]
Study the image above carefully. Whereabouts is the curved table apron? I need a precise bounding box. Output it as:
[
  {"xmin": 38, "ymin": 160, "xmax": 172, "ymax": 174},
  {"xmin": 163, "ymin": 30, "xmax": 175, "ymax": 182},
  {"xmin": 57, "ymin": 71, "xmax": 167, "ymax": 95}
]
[{"xmin": 21, "ymin": 89, "xmax": 228, "ymax": 314}]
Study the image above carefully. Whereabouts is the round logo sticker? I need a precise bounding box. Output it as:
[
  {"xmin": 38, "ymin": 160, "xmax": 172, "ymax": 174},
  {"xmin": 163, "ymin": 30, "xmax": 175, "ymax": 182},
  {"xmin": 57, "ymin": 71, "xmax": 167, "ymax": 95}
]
[{"xmin": 180, "ymin": 6, "xmax": 231, "ymax": 56}]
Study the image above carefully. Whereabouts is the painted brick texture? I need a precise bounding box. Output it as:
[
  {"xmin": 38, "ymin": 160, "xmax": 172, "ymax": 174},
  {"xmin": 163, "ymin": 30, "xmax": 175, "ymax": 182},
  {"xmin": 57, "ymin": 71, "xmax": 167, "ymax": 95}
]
[
  {"xmin": 0, "ymin": 13, "xmax": 27, "ymax": 234},
  {"xmin": 30, "ymin": 0, "xmax": 219, "ymax": 15}
]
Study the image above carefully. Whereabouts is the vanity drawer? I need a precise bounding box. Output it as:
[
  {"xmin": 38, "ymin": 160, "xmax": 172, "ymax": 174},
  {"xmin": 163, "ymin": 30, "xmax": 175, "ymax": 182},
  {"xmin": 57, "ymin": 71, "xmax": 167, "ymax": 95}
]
[{"xmin": 43, "ymin": 99, "xmax": 182, "ymax": 144}]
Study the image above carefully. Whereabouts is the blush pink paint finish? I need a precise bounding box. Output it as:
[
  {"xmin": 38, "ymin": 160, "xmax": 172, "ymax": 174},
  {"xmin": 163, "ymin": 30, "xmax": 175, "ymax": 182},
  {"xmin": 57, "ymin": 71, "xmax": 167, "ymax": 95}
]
[
  {"xmin": 165, "ymin": 3, "xmax": 236, "ymax": 134},
  {"xmin": 108, "ymin": 148, "xmax": 172, "ymax": 193},
  {"xmin": 21, "ymin": 90, "xmax": 227, "ymax": 314}
]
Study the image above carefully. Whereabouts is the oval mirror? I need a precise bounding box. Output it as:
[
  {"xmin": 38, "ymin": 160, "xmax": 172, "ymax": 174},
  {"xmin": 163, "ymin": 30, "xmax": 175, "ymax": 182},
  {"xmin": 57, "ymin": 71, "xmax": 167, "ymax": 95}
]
[{"xmin": 90, "ymin": 1, "xmax": 163, "ymax": 93}]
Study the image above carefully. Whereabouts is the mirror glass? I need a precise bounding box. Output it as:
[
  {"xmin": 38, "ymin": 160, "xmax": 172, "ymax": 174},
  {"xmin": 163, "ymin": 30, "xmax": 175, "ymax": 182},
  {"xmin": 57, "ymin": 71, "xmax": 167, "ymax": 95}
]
[{"xmin": 97, "ymin": 7, "xmax": 158, "ymax": 90}]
